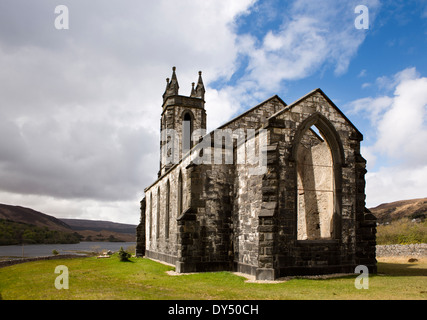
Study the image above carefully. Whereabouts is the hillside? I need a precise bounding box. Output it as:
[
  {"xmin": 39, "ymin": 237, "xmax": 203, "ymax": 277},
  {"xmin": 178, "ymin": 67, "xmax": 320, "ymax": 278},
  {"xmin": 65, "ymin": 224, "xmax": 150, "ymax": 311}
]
[
  {"xmin": 0, "ymin": 203, "xmax": 136, "ymax": 244},
  {"xmin": 0, "ymin": 204, "xmax": 72, "ymax": 232},
  {"xmin": 0, "ymin": 219, "xmax": 81, "ymax": 245},
  {"xmin": 60, "ymin": 218, "xmax": 136, "ymax": 235},
  {"xmin": 369, "ymin": 197, "xmax": 427, "ymax": 224}
]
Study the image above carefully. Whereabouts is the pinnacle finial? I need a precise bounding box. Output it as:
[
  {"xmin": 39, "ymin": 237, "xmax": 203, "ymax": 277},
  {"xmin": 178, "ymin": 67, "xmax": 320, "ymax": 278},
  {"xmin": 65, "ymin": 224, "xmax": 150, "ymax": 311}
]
[
  {"xmin": 190, "ymin": 82, "xmax": 196, "ymax": 97},
  {"xmin": 162, "ymin": 67, "xmax": 179, "ymax": 101},
  {"xmin": 195, "ymin": 70, "xmax": 205, "ymax": 100}
]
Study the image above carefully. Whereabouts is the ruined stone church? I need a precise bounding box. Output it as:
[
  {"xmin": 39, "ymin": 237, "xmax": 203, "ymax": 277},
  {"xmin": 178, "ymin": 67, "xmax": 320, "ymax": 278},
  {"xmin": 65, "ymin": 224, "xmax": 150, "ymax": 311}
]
[{"xmin": 136, "ymin": 67, "xmax": 376, "ymax": 280}]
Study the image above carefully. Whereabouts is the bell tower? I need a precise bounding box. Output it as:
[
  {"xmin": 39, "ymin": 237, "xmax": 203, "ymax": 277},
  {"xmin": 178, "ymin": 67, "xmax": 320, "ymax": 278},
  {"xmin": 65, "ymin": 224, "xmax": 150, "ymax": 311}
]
[{"xmin": 159, "ymin": 67, "xmax": 207, "ymax": 176}]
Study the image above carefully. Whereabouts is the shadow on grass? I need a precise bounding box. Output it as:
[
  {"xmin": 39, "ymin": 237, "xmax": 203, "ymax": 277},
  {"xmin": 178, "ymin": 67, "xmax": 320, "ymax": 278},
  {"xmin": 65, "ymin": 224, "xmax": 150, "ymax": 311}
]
[
  {"xmin": 118, "ymin": 259, "xmax": 135, "ymax": 263},
  {"xmin": 377, "ymin": 262, "xmax": 427, "ymax": 277}
]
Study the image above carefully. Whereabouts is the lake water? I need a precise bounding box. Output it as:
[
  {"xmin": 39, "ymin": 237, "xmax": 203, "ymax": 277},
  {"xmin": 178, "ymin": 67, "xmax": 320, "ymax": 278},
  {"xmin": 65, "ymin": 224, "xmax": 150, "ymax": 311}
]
[{"xmin": 0, "ymin": 241, "xmax": 136, "ymax": 258}]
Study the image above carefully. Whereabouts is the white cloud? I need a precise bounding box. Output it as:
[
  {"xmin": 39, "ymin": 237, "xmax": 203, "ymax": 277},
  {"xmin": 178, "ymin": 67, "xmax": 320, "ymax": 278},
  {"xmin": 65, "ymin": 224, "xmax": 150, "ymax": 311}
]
[
  {"xmin": 375, "ymin": 67, "xmax": 420, "ymax": 92},
  {"xmin": 358, "ymin": 69, "xmax": 367, "ymax": 77},
  {"xmin": 205, "ymin": 88, "xmax": 240, "ymax": 132},
  {"xmin": 229, "ymin": 0, "xmax": 380, "ymax": 101},
  {"xmin": 0, "ymin": 191, "xmax": 141, "ymax": 224},
  {"xmin": 361, "ymin": 145, "xmax": 377, "ymax": 172},
  {"xmin": 0, "ymin": 0, "xmax": 381, "ymax": 222},
  {"xmin": 366, "ymin": 165, "xmax": 427, "ymax": 207},
  {"xmin": 348, "ymin": 96, "xmax": 393, "ymax": 124},
  {"xmin": 374, "ymin": 70, "xmax": 427, "ymax": 165},
  {"xmin": 0, "ymin": 0, "xmax": 254, "ymax": 222},
  {"xmin": 351, "ymin": 67, "xmax": 427, "ymax": 207}
]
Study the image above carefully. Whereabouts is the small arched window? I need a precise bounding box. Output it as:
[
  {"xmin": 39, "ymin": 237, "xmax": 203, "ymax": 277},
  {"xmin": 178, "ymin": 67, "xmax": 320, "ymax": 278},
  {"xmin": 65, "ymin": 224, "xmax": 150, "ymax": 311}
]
[{"xmin": 182, "ymin": 111, "xmax": 193, "ymax": 154}]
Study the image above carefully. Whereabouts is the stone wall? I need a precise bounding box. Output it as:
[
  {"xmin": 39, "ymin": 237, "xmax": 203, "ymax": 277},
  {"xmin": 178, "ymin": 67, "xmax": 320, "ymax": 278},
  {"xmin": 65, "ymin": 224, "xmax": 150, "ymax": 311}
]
[
  {"xmin": 376, "ymin": 243, "xmax": 427, "ymax": 257},
  {"xmin": 145, "ymin": 157, "xmax": 192, "ymax": 263},
  {"xmin": 0, "ymin": 254, "xmax": 87, "ymax": 268},
  {"xmin": 135, "ymin": 198, "xmax": 146, "ymax": 257},
  {"xmin": 233, "ymin": 145, "xmax": 263, "ymax": 275},
  {"xmin": 263, "ymin": 89, "xmax": 375, "ymax": 277},
  {"xmin": 160, "ymin": 96, "xmax": 206, "ymax": 176}
]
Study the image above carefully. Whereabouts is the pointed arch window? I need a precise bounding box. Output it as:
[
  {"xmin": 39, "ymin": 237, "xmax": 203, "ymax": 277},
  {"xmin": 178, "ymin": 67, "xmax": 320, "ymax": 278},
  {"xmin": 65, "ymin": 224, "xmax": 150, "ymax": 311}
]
[
  {"xmin": 295, "ymin": 115, "xmax": 343, "ymax": 241},
  {"xmin": 149, "ymin": 193, "xmax": 152, "ymax": 240},
  {"xmin": 165, "ymin": 180, "xmax": 170, "ymax": 239},
  {"xmin": 182, "ymin": 111, "xmax": 193, "ymax": 154},
  {"xmin": 178, "ymin": 171, "xmax": 183, "ymax": 215},
  {"xmin": 156, "ymin": 187, "xmax": 160, "ymax": 239}
]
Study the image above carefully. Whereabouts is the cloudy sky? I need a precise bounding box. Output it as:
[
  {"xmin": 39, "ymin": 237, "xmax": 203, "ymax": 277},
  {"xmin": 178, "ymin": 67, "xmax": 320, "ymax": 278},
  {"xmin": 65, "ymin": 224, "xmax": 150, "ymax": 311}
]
[{"xmin": 0, "ymin": 0, "xmax": 426, "ymax": 224}]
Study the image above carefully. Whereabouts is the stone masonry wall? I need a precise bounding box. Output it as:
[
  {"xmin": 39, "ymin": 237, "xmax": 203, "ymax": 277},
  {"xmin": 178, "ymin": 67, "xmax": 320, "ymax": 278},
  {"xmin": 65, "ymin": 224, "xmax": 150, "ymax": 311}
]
[
  {"xmin": 160, "ymin": 102, "xmax": 206, "ymax": 176},
  {"xmin": 145, "ymin": 156, "xmax": 192, "ymax": 264},
  {"xmin": 136, "ymin": 198, "xmax": 146, "ymax": 257},
  {"xmin": 263, "ymin": 90, "xmax": 374, "ymax": 277},
  {"xmin": 166, "ymin": 95, "xmax": 287, "ymax": 273},
  {"xmin": 175, "ymin": 161, "xmax": 235, "ymax": 273}
]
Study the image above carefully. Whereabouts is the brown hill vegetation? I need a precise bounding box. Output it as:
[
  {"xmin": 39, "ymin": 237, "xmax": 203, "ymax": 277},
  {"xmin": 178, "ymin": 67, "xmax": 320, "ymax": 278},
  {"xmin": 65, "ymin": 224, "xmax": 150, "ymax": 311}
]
[
  {"xmin": 0, "ymin": 203, "xmax": 136, "ymax": 244},
  {"xmin": 0, "ymin": 204, "xmax": 71, "ymax": 232},
  {"xmin": 369, "ymin": 197, "xmax": 427, "ymax": 224}
]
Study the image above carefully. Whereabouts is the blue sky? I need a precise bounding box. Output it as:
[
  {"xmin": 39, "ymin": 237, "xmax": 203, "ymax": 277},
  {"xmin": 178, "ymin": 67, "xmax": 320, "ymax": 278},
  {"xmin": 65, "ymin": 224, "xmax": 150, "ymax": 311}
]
[{"xmin": 0, "ymin": 0, "xmax": 426, "ymax": 223}]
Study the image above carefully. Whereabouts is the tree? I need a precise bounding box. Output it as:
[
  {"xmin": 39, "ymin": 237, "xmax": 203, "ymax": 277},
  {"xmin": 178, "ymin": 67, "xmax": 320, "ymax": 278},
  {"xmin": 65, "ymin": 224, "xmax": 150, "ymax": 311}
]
[{"xmin": 118, "ymin": 247, "xmax": 131, "ymax": 262}]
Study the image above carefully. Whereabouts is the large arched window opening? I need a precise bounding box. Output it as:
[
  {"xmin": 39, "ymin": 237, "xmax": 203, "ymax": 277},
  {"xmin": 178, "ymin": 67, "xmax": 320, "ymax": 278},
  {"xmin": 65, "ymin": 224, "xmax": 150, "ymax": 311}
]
[
  {"xmin": 294, "ymin": 114, "xmax": 343, "ymax": 241},
  {"xmin": 182, "ymin": 111, "xmax": 193, "ymax": 155}
]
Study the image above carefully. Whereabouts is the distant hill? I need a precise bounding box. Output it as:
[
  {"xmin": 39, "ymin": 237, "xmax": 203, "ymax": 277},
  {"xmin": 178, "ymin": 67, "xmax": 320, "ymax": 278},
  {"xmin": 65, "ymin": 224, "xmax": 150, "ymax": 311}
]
[
  {"xmin": 59, "ymin": 219, "xmax": 136, "ymax": 242},
  {"xmin": 369, "ymin": 197, "xmax": 427, "ymax": 224},
  {"xmin": 0, "ymin": 204, "xmax": 71, "ymax": 232},
  {"xmin": 0, "ymin": 203, "xmax": 136, "ymax": 244},
  {"xmin": 60, "ymin": 218, "xmax": 136, "ymax": 235}
]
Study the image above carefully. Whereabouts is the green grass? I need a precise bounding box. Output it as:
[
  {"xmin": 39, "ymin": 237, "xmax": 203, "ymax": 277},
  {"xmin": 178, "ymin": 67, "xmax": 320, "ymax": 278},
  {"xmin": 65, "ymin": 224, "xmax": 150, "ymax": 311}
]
[{"xmin": 0, "ymin": 255, "xmax": 426, "ymax": 300}]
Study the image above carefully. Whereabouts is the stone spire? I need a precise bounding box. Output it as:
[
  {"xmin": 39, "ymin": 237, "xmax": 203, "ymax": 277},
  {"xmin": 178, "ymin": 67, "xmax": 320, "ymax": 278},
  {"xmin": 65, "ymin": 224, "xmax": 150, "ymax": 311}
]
[
  {"xmin": 195, "ymin": 71, "xmax": 205, "ymax": 100},
  {"xmin": 162, "ymin": 66, "xmax": 179, "ymax": 102}
]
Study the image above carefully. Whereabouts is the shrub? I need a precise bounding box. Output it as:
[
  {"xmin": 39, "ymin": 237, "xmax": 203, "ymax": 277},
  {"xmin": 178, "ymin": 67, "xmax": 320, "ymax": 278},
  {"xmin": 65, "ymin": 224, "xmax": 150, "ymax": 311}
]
[
  {"xmin": 377, "ymin": 219, "xmax": 427, "ymax": 244},
  {"xmin": 118, "ymin": 247, "xmax": 131, "ymax": 262}
]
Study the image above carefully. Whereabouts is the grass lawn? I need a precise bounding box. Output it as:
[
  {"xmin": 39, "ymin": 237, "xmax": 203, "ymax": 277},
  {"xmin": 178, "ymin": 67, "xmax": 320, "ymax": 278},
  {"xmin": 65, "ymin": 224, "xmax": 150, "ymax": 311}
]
[{"xmin": 0, "ymin": 255, "xmax": 426, "ymax": 300}]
